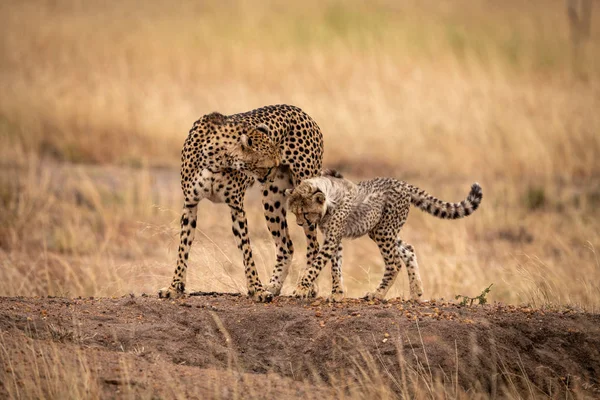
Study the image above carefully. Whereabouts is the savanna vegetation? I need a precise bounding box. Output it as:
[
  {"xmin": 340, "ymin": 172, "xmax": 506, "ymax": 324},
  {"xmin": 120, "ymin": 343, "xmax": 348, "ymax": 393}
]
[{"xmin": 1, "ymin": 0, "xmax": 598, "ymax": 398}]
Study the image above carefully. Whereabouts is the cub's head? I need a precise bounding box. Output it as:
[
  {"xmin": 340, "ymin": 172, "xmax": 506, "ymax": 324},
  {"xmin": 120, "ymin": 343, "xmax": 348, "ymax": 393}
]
[
  {"xmin": 285, "ymin": 181, "xmax": 327, "ymax": 228},
  {"xmin": 227, "ymin": 123, "xmax": 281, "ymax": 183}
]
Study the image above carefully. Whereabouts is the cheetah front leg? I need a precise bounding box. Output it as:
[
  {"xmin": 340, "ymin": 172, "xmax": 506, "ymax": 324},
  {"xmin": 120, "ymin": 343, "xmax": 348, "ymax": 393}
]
[
  {"xmin": 293, "ymin": 235, "xmax": 339, "ymax": 299},
  {"xmin": 158, "ymin": 203, "xmax": 198, "ymax": 299},
  {"xmin": 262, "ymin": 169, "xmax": 294, "ymax": 296},
  {"xmin": 330, "ymin": 242, "xmax": 345, "ymax": 302},
  {"xmin": 230, "ymin": 206, "xmax": 273, "ymax": 303},
  {"xmin": 299, "ymin": 223, "xmax": 320, "ymax": 298}
]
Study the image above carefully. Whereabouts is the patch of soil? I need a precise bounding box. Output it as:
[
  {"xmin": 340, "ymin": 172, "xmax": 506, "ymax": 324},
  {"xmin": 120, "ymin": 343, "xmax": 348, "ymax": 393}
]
[{"xmin": 1, "ymin": 294, "xmax": 599, "ymax": 398}]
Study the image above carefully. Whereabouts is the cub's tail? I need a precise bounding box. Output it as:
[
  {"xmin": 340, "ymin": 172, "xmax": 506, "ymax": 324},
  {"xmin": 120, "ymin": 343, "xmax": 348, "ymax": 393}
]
[{"xmin": 407, "ymin": 182, "xmax": 482, "ymax": 219}]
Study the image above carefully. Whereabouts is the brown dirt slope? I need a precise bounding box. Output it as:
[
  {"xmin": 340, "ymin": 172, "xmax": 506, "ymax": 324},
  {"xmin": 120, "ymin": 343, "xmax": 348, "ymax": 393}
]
[{"xmin": 1, "ymin": 294, "xmax": 599, "ymax": 399}]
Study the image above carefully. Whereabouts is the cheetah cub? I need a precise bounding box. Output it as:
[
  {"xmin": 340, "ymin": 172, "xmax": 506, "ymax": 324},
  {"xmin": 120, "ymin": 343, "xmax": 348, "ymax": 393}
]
[{"xmin": 285, "ymin": 169, "xmax": 482, "ymax": 301}]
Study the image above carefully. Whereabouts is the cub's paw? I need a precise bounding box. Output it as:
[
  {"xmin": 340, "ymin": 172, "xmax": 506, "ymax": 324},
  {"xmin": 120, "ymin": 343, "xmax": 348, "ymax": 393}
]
[
  {"xmin": 329, "ymin": 291, "xmax": 345, "ymax": 302},
  {"xmin": 410, "ymin": 292, "xmax": 423, "ymax": 302},
  {"xmin": 363, "ymin": 292, "xmax": 384, "ymax": 301},
  {"xmin": 410, "ymin": 284, "xmax": 424, "ymax": 301},
  {"xmin": 249, "ymin": 287, "xmax": 273, "ymax": 303},
  {"xmin": 293, "ymin": 285, "xmax": 312, "ymax": 299},
  {"xmin": 265, "ymin": 282, "xmax": 282, "ymax": 297},
  {"xmin": 158, "ymin": 286, "xmax": 185, "ymax": 299}
]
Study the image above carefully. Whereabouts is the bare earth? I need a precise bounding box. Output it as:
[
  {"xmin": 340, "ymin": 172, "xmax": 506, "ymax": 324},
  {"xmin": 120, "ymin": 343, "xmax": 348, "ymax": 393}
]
[{"xmin": 1, "ymin": 294, "xmax": 599, "ymax": 399}]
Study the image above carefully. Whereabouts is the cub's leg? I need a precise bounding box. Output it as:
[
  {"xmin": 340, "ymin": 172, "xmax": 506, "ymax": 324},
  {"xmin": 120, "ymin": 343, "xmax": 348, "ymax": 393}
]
[
  {"xmin": 293, "ymin": 236, "xmax": 339, "ymax": 299},
  {"xmin": 263, "ymin": 168, "xmax": 295, "ymax": 296},
  {"xmin": 397, "ymin": 241, "xmax": 423, "ymax": 300},
  {"xmin": 330, "ymin": 242, "xmax": 344, "ymax": 301},
  {"xmin": 294, "ymin": 223, "xmax": 320, "ymax": 298},
  {"xmin": 364, "ymin": 235, "xmax": 400, "ymax": 301}
]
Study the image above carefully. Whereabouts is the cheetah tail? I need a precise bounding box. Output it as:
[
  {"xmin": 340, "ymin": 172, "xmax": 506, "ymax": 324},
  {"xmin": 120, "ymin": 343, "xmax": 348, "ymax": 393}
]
[{"xmin": 407, "ymin": 182, "xmax": 482, "ymax": 219}]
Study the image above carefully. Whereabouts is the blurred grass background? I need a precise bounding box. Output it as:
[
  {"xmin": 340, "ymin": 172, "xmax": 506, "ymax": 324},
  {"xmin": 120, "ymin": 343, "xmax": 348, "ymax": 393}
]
[{"xmin": 0, "ymin": 0, "xmax": 599, "ymax": 309}]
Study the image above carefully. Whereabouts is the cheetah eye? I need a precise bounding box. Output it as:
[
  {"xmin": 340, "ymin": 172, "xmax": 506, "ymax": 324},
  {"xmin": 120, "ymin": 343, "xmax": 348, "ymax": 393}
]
[{"xmin": 246, "ymin": 137, "xmax": 253, "ymax": 147}]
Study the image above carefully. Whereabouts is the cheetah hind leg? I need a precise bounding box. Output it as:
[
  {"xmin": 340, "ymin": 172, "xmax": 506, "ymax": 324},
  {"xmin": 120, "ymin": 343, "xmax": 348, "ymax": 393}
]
[
  {"xmin": 398, "ymin": 241, "xmax": 423, "ymax": 301},
  {"xmin": 364, "ymin": 236, "xmax": 401, "ymax": 301}
]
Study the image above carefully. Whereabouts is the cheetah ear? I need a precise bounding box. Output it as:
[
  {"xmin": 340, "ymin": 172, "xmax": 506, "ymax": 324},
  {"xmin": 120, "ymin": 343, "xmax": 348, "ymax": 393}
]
[
  {"xmin": 284, "ymin": 189, "xmax": 293, "ymax": 197},
  {"xmin": 255, "ymin": 123, "xmax": 269, "ymax": 135},
  {"xmin": 240, "ymin": 134, "xmax": 253, "ymax": 149},
  {"xmin": 314, "ymin": 192, "xmax": 326, "ymax": 205}
]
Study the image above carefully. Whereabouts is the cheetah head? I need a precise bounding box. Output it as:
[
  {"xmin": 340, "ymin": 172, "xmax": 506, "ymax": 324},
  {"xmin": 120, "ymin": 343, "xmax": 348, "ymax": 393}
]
[
  {"xmin": 285, "ymin": 182, "xmax": 327, "ymax": 228},
  {"xmin": 228, "ymin": 124, "xmax": 281, "ymax": 183}
]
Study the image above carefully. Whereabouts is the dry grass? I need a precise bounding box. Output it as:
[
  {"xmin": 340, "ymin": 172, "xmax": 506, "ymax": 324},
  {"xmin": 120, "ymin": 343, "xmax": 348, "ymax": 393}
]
[
  {"xmin": 2, "ymin": 322, "xmax": 579, "ymax": 399},
  {"xmin": 2, "ymin": 156, "xmax": 598, "ymax": 310},
  {"xmin": 1, "ymin": 0, "xmax": 599, "ymax": 177},
  {"xmin": 1, "ymin": 0, "xmax": 599, "ymax": 305},
  {"xmin": 0, "ymin": 0, "xmax": 599, "ymax": 397},
  {"xmin": 0, "ymin": 329, "xmax": 328, "ymax": 399}
]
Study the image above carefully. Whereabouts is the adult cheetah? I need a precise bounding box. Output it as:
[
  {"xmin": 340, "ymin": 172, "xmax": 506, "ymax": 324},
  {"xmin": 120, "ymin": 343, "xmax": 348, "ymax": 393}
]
[
  {"xmin": 159, "ymin": 105, "xmax": 324, "ymax": 302},
  {"xmin": 286, "ymin": 169, "xmax": 482, "ymax": 301}
]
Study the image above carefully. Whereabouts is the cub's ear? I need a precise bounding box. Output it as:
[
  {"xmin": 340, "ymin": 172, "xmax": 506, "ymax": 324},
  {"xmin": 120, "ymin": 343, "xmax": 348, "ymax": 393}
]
[
  {"xmin": 255, "ymin": 123, "xmax": 269, "ymax": 135},
  {"xmin": 314, "ymin": 192, "xmax": 326, "ymax": 205},
  {"xmin": 284, "ymin": 189, "xmax": 293, "ymax": 197},
  {"xmin": 240, "ymin": 134, "xmax": 253, "ymax": 149}
]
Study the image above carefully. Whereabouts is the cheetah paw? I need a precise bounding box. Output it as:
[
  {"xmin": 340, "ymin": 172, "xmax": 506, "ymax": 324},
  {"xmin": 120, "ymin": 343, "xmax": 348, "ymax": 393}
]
[
  {"xmin": 410, "ymin": 285, "xmax": 424, "ymax": 301},
  {"xmin": 265, "ymin": 282, "xmax": 282, "ymax": 297},
  {"xmin": 410, "ymin": 293, "xmax": 423, "ymax": 302},
  {"xmin": 249, "ymin": 287, "xmax": 273, "ymax": 303},
  {"xmin": 329, "ymin": 291, "xmax": 345, "ymax": 302},
  {"xmin": 363, "ymin": 292, "xmax": 384, "ymax": 301},
  {"xmin": 293, "ymin": 286, "xmax": 313, "ymax": 299},
  {"xmin": 158, "ymin": 287, "xmax": 185, "ymax": 299}
]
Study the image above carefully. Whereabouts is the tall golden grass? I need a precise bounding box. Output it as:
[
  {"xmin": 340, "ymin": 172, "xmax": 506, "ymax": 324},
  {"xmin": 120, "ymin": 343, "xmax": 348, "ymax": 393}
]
[{"xmin": 1, "ymin": 0, "xmax": 599, "ymax": 307}]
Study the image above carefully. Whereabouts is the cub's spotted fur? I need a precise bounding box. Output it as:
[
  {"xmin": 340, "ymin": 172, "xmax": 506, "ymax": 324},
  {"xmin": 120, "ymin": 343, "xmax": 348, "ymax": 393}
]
[
  {"xmin": 286, "ymin": 169, "xmax": 482, "ymax": 301},
  {"xmin": 159, "ymin": 105, "xmax": 323, "ymax": 302}
]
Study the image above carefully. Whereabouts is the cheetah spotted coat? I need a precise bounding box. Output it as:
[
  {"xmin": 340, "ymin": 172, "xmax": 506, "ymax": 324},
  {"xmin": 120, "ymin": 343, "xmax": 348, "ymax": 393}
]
[
  {"xmin": 159, "ymin": 105, "xmax": 323, "ymax": 302},
  {"xmin": 286, "ymin": 170, "xmax": 483, "ymax": 301}
]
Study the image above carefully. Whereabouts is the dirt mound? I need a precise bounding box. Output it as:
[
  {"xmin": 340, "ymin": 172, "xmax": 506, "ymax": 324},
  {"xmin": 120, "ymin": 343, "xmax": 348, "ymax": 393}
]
[{"xmin": 1, "ymin": 294, "xmax": 599, "ymax": 398}]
